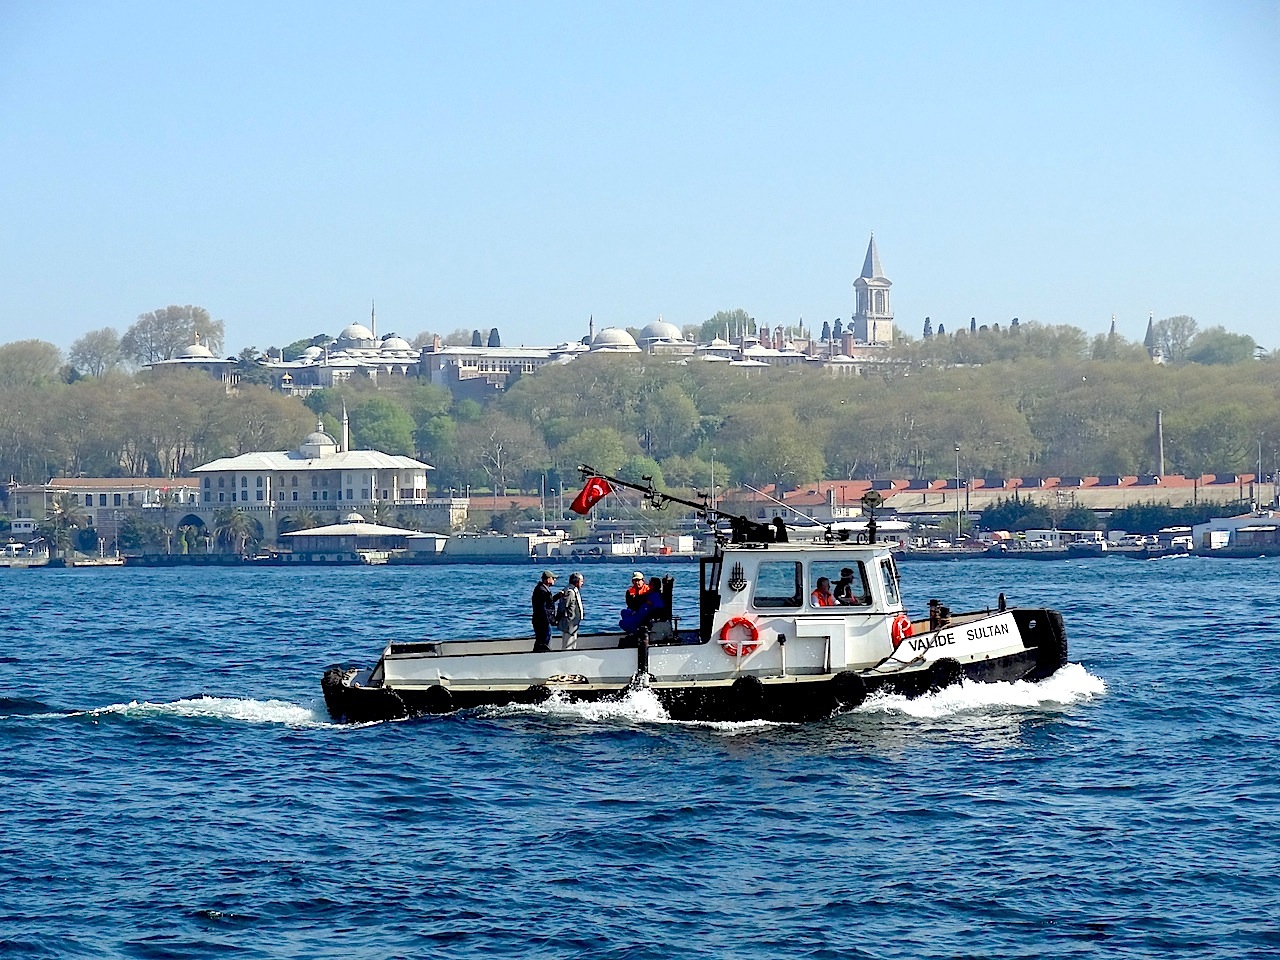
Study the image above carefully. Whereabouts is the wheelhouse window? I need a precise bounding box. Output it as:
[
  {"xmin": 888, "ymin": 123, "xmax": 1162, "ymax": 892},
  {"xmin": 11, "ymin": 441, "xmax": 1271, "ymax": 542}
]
[
  {"xmin": 810, "ymin": 560, "xmax": 870, "ymax": 606},
  {"xmin": 752, "ymin": 561, "xmax": 803, "ymax": 609},
  {"xmin": 880, "ymin": 557, "xmax": 902, "ymax": 604}
]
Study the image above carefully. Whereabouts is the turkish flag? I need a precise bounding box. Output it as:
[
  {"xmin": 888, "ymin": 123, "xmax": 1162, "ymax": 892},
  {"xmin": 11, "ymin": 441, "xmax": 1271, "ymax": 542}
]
[{"xmin": 570, "ymin": 476, "xmax": 613, "ymax": 514}]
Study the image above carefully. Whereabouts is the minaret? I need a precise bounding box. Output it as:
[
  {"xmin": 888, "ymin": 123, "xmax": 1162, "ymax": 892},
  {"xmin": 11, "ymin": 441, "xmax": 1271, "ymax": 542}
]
[
  {"xmin": 341, "ymin": 401, "xmax": 350, "ymax": 453},
  {"xmin": 371, "ymin": 300, "xmax": 377, "ymax": 341},
  {"xmin": 852, "ymin": 233, "xmax": 894, "ymax": 344}
]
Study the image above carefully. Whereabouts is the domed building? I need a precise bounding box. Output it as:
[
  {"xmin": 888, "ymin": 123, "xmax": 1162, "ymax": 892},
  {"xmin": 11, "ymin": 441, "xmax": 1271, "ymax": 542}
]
[
  {"xmin": 335, "ymin": 323, "xmax": 377, "ymax": 350},
  {"xmin": 190, "ymin": 419, "xmax": 466, "ymax": 541},
  {"xmin": 144, "ymin": 334, "xmax": 238, "ymax": 387},
  {"xmin": 640, "ymin": 319, "xmax": 682, "ymax": 342},
  {"xmin": 637, "ymin": 318, "xmax": 695, "ymax": 357},
  {"xmin": 590, "ymin": 327, "xmax": 640, "ymax": 353},
  {"xmin": 178, "ymin": 340, "xmax": 215, "ymax": 359},
  {"xmin": 262, "ymin": 310, "xmax": 428, "ymax": 395}
]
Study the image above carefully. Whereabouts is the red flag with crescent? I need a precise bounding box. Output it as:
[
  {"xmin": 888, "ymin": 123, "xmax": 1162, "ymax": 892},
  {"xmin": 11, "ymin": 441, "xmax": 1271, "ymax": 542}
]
[{"xmin": 570, "ymin": 476, "xmax": 613, "ymax": 514}]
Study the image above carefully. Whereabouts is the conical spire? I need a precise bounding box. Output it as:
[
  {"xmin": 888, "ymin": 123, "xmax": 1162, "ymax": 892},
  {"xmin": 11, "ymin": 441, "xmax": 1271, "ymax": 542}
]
[{"xmin": 860, "ymin": 233, "xmax": 884, "ymax": 280}]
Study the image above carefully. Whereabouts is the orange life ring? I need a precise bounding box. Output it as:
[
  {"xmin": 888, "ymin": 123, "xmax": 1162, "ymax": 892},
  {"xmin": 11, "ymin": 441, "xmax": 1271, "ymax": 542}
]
[
  {"xmin": 719, "ymin": 615, "xmax": 760, "ymax": 657},
  {"xmin": 891, "ymin": 613, "xmax": 914, "ymax": 649}
]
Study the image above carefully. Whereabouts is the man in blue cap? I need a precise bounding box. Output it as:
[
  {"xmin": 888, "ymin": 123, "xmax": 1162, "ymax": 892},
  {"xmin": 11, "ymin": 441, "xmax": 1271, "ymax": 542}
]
[{"xmin": 531, "ymin": 570, "xmax": 563, "ymax": 653}]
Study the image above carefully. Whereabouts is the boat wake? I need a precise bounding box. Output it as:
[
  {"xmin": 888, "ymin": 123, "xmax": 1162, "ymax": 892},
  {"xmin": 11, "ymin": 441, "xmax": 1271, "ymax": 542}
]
[
  {"xmin": 856, "ymin": 661, "xmax": 1105, "ymax": 719},
  {"xmin": 485, "ymin": 685, "xmax": 673, "ymax": 725},
  {"xmin": 10, "ymin": 695, "xmax": 334, "ymax": 728},
  {"xmin": 483, "ymin": 663, "xmax": 1104, "ymax": 732}
]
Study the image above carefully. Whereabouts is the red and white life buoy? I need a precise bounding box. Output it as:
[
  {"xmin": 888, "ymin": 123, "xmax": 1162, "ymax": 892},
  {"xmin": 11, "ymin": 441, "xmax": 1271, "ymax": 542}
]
[
  {"xmin": 719, "ymin": 615, "xmax": 761, "ymax": 657},
  {"xmin": 891, "ymin": 613, "xmax": 914, "ymax": 649}
]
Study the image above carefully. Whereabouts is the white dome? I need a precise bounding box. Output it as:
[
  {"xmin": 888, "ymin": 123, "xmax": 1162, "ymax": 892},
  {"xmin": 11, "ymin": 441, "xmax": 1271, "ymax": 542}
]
[
  {"xmin": 303, "ymin": 430, "xmax": 336, "ymax": 447},
  {"xmin": 591, "ymin": 327, "xmax": 639, "ymax": 351},
  {"xmin": 179, "ymin": 341, "xmax": 215, "ymax": 359},
  {"xmin": 640, "ymin": 320, "xmax": 682, "ymax": 342},
  {"xmin": 382, "ymin": 336, "xmax": 412, "ymax": 351},
  {"xmin": 302, "ymin": 345, "xmax": 324, "ymax": 359},
  {"xmin": 342, "ymin": 511, "xmax": 366, "ymax": 522},
  {"xmin": 337, "ymin": 323, "xmax": 376, "ymax": 347}
]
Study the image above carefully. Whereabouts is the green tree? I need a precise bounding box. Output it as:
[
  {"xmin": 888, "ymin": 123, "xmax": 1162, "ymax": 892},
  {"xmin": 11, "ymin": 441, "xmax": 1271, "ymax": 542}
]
[
  {"xmin": 279, "ymin": 509, "xmax": 321, "ymax": 534},
  {"xmin": 122, "ymin": 305, "xmax": 224, "ymax": 364},
  {"xmin": 0, "ymin": 340, "xmax": 64, "ymax": 388},
  {"xmin": 456, "ymin": 414, "xmax": 549, "ymax": 498},
  {"xmin": 280, "ymin": 334, "xmax": 333, "ymax": 361},
  {"xmin": 696, "ymin": 309, "xmax": 753, "ymax": 342},
  {"xmin": 69, "ymin": 328, "xmax": 125, "ymax": 377},
  {"xmin": 1153, "ymin": 315, "xmax": 1198, "ymax": 363},
  {"xmin": 39, "ymin": 492, "xmax": 87, "ymax": 556},
  {"xmin": 177, "ymin": 524, "xmax": 205, "ymax": 554},
  {"xmin": 1059, "ymin": 506, "xmax": 1099, "ymax": 530},
  {"xmin": 352, "ymin": 397, "xmax": 415, "ymax": 455},
  {"xmin": 556, "ymin": 426, "xmax": 629, "ymax": 477},
  {"xmin": 213, "ymin": 507, "xmax": 256, "ymax": 555},
  {"xmin": 980, "ymin": 494, "xmax": 1054, "ymax": 532},
  {"xmin": 1166, "ymin": 405, "xmax": 1256, "ymax": 474},
  {"xmin": 639, "ymin": 384, "xmax": 699, "ymax": 457},
  {"xmin": 718, "ymin": 407, "xmax": 825, "ymax": 492},
  {"xmin": 619, "ymin": 455, "xmax": 664, "ymax": 489},
  {"xmin": 1185, "ymin": 326, "xmax": 1257, "ymax": 366}
]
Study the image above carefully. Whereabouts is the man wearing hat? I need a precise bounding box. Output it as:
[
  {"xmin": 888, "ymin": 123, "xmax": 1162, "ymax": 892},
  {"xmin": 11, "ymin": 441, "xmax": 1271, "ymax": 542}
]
[
  {"xmin": 624, "ymin": 571, "xmax": 650, "ymax": 612},
  {"xmin": 834, "ymin": 566, "xmax": 862, "ymax": 605},
  {"xmin": 531, "ymin": 570, "xmax": 564, "ymax": 652}
]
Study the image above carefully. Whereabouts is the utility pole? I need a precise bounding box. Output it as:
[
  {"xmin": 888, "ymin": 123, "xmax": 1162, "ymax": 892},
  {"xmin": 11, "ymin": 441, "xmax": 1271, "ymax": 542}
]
[{"xmin": 955, "ymin": 444, "xmax": 962, "ymax": 541}]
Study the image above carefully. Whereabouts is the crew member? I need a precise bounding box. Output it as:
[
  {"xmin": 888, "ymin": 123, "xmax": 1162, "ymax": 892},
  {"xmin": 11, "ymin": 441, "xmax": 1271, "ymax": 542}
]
[
  {"xmin": 811, "ymin": 577, "xmax": 837, "ymax": 607},
  {"xmin": 531, "ymin": 570, "xmax": 564, "ymax": 653},
  {"xmin": 834, "ymin": 567, "xmax": 861, "ymax": 605},
  {"xmin": 625, "ymin": 571, "xmax": 650, "ymax": 610}
]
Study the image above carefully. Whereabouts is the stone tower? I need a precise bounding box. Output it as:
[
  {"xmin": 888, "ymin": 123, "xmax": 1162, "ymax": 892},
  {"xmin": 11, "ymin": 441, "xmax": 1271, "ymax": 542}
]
[{"xmin": 852, "ymin": 233, "xmax": 894, "ymax": 344}]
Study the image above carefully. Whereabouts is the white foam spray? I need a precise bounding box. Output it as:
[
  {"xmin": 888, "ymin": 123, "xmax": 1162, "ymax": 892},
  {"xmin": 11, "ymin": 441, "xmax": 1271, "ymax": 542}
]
[
  {"xmin": 857, "ymin": 662, "xmax": 1105, "ymax": 719},
  {"xmin": 81, "ymin": 696, "xmax": 333, "ymax": 728}
]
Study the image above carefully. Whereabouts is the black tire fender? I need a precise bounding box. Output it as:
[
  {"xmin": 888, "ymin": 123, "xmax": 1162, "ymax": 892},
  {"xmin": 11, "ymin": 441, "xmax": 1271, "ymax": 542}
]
[
  {"xmin": 421, "ymin": 684, "xmax": 455, "ymax": 714},
  {"xmin": 831, "ymin": 671, "xmax": 868, "ymax": 708},
  {"xmin": 524, "ymin": 684, "xmax": 552, "ymax": 704},
  {"xmin": 926, "ymin": 657, "xmax": 965, "ymax": 691},
  {"xmin": 730, "ymin": 675, "xmax": 766, "ymax": 720}
]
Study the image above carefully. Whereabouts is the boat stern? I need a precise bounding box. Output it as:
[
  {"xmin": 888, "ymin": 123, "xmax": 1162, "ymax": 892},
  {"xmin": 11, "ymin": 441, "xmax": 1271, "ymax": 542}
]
[
  {"xmin": 321, "ymin": 663, "xmax": 408, "ymax": 724},
  {"xmin": 1011, "ymin": 608, "xmax": 1069, "ymax": 680}
]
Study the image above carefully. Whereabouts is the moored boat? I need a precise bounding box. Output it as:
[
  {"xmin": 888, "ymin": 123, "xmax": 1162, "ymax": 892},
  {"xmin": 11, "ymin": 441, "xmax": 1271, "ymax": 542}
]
[{"xmin": 321, "ymin": 470, "xmax": 1069, "ymax": 724}]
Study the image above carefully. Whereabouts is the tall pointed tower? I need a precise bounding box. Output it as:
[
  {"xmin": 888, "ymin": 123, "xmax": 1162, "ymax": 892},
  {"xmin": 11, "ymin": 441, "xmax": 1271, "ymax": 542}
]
[{"xmin": 852, "ymin": 233, "xmax": 893, "ymax": 344}]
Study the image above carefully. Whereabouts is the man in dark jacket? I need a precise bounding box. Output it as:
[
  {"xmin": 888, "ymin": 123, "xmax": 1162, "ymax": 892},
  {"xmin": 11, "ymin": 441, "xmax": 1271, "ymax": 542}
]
[{"xmin": 531, "ymin": 570, "xmax": 563, "ymax": 652}]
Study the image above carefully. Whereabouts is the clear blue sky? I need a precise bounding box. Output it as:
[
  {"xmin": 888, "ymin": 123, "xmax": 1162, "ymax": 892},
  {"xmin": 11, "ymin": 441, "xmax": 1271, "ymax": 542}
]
[{"xmin": 2, "ymin": 0, "xmax": 1277, "ymax": 354}]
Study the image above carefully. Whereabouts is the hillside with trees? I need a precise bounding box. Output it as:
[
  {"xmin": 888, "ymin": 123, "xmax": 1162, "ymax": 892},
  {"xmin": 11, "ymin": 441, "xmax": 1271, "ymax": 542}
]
[{"xmin": 2, "ymin": 313, "xmax": 1277, "ymax": 506}]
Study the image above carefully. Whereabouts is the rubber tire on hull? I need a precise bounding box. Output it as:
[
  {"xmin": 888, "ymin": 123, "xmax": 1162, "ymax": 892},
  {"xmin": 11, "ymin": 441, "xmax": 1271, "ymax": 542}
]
[
  {"xmin": 926, "ymin": 657, "xmax": 965, "ymax": 692},
  {"xmin": 524, "ymin": 684, "xmax": 553, "ymax": 705},
  {"xmin": 1014, "ymin": 608, "xmax": 1069, "ymax": 680},
  {"xmin": 731, "ymin": 675, "xmax": 766, "ymax": 721},
  {"xmin": 421, "ymin": 684, "xmax": 455, "ymax": 714},
  {"xmin": 832, "ymin": 671, "xmax": 868, "ymax": 709}
]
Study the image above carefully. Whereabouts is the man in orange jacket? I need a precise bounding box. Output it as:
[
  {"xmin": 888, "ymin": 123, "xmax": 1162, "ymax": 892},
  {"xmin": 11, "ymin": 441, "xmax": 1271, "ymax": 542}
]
[
  {"xmin": 810, "ymin": 577, "xmax": 837, "ymax": 607},
  {"xmin": 625, "ymin": 571, "xmax": 650, "ymax": 610}
]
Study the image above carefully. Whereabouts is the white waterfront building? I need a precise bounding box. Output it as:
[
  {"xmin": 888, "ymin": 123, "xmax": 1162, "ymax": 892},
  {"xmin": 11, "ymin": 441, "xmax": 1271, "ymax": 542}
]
[{"xmin": 192, "ymin": 422, "xmax": 465, "ymax": 540}]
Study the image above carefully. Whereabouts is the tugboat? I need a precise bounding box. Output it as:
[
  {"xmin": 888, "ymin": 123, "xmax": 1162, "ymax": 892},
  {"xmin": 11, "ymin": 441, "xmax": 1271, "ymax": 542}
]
[{"xmin": 321, "ymin": 469, "xmax": 1068, "ymax": 723}]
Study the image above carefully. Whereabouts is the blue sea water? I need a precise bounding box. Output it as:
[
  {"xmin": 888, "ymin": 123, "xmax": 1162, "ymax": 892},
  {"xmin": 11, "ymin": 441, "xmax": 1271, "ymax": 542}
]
[{"xmin": 2, "ymin": 557, "xmax": 1278, "ymax": 959}]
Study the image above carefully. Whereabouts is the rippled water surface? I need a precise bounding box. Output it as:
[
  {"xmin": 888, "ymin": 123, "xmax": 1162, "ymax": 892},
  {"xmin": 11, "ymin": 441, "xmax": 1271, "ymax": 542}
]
[{"xmin": 3, "ymin": 558, "xmax": 1278, "ymax": 958}]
